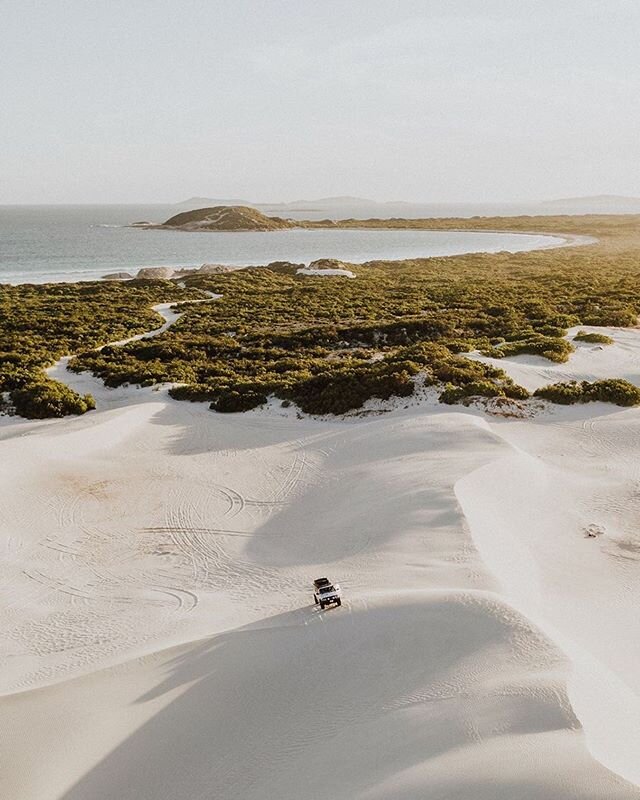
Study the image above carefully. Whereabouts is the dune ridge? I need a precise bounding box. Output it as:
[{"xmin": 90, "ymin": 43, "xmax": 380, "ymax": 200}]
[{"xmin": 1, "ymin": 307, "xmax": 640, "ymax": 798}]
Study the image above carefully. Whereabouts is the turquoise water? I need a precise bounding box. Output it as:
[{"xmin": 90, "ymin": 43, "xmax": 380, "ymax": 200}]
[{"xmin": 0, "ymin": 205, "xmax": 565, "ymax": 284}]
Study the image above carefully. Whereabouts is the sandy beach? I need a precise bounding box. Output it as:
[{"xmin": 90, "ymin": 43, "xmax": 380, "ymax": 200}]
[{"xmin": 1, "ymin": 303, "xmax": 640, "ymax": 799}]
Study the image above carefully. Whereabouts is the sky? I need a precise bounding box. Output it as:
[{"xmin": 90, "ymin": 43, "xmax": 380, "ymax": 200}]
[{"xmin": 2, "ymin": 0, "xmax": 640, "ymax": 204}]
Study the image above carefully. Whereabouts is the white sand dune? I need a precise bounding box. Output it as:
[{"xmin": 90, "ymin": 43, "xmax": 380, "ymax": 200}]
[
  {"xmin": 1, "ymin": 312, "xmax": 640, "ymax": 798},
  {"xmin": 466, "ymin": 324, "xmax": 640, "ymax": 392},
  {"xmin": 4, "ymin": 592, "xmax": 634, "ymax": 800}
]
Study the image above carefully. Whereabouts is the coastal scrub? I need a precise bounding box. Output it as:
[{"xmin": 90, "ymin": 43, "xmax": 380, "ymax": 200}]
[
  {"xmin": 70, "ymin": 215, "xmax": 640, "ymax": 415},
  {"xmin": 0, "ymin": 280, "xmax": 193, "ymax": 418},
  {"xmin": 6, "ymin": 215, "xmax": 640, "ymax": 418}
]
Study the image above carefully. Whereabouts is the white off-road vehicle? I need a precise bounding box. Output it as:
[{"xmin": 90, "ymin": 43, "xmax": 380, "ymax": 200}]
[{"xmin": 313, "ymin": 577, "xmax": 342, "ymax": 609}]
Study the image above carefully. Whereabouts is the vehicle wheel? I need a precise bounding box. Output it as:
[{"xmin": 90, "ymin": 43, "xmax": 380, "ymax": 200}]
[
  {"xmin": 314, "ymin": 594, "xmax": 318, "ymax": 604},
  {"xmin": 336, "ymin": 598, "xmax": 342, "ymax": 607},
  {"xmin": 320, "ymin": 602, "xmax": 325, "ymax": 610}
]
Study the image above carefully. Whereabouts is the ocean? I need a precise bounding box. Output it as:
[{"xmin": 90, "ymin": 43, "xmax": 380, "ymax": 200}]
[{"xmin": 0, "ymin": 205, "xmax": 566, "ymax": 285}]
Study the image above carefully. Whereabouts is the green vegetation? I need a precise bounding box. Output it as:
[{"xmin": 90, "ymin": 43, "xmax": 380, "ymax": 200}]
[
  {"xmin": 11, "ymin": 378, "xmax": 96, "ymax": 419},
  {"xmin": 0, "ymin": 280, "xmax": 193, "ymax": 418},
  {"xmin": 573, "ymin": 330, "xmax": 614, "ymax": 345},
  {"xmin": 439, "ymin": 379, "xmax": 529, "ymax": 405},
  {"xmin": 484, "ymin": 336, "xmax": 574, "ymax": 362},
  {"xmin": 534, "ymin": 379, "xmax": 640, "ymax": 407},
  {"xmin": 69, "ymin": 214, "xmax": 640, "ymax": 415},
  {"xmin": 5, "ymin": 215, "xmax": 640, "ymax": 419}
]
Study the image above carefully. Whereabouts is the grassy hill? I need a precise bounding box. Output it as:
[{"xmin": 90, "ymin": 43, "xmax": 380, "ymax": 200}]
[{"xmin": 162, "ymin": 205, "xmax": 294, "ymax": 231}]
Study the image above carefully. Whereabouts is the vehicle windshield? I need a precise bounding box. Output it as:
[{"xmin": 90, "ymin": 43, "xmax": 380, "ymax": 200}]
[{"xmin": 319, "ymin": 585, "xmax": 335, "ymax": 593}]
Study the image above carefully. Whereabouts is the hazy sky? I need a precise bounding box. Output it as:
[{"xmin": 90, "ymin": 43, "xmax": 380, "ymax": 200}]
[{"xmin": 2, "ymin": 0, "xmax": 639, "ymax": 204}]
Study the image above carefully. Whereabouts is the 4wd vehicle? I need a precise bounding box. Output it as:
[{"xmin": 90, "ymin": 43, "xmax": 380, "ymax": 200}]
[{"xmin": 313, "ymin": 577, "xmax": 342, "ymax": 609}]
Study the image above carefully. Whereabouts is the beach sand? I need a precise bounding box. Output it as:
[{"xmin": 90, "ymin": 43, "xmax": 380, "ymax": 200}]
[{"xmin": 1, "ymin": 315, "xmax": 640, "ymax": 798}]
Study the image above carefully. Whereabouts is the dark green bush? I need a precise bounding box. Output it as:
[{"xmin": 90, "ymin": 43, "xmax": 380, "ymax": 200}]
[
  {"xmin": 11, "ymin": 379, "xmax": 96, "ymax": 419},
  {"xmin": 439, "ymin": 384, "xmax": 468, "ymax": 404},
  {"xmin": 169, "ymin": 384, "xmax": 220, "ymax": 402},
  {"xmin": 573, "ymin": 331, "xmax": 613, "ymax": 345},
  {"xmin": 502, "ymin": 383, "xmax": 530, "ymax": 400},
  {"xmin": 534, "ymin": 379, "xmax": 640, "ymax": 407},
  {"xmin": 499, "ymin": 336, "xmax": 574, "ymax": 363},
  {"xmin": 581, "ymin": 308, "xmax": 636, "ymax": 327},
  {"xmin": 438, "ymin": 379, "xmax": 527, "ymax": 405},
  {"xmin": 212, "ymin": 389, "xmax": 268, "ymax": 413},
  {"xmin": 533, "ymin": 381, "xmax": 586, "ymax": 405},
  {"xmin": 584, "ymin": 379, "xmax": 640, "ymax": 406},
  {"xmin": 287, "ymin": 366, "xmax": 414, "ymax": 415}
]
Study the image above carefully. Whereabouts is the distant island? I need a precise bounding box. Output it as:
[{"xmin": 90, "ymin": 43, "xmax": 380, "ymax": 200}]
[
  {"xmin": 160, "ymin": 205, "xmax": 294, "ymax": 231},
  {"xmin": 168, "ymin": 194, "xmax": 640, "ymax": 219}
]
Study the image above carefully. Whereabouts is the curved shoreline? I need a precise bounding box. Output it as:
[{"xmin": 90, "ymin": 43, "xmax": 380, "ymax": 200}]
[
  {"xmin": 438, "ymin": 230, "xmax": 598, "ymax": 250},
  {"xmin": 3, "ymin": 227, "xmax": 588, "ymax": 286}
]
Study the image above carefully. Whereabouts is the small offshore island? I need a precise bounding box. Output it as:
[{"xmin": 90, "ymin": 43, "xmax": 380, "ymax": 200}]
[
  {"xmin": 128, "ymin": 204, "xmax": 295, "ymax": 233},
  {"xmin": 156, "ymin": 205, "xmax": 296, "ymax": 231}
]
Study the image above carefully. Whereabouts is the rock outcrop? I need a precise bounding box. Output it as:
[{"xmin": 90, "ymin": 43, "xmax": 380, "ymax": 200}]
[
  {"xmin": 308, "ymin": 258, "xmax": 350, "ymax": 271},
  {"xmin": 297, "ymin": 259, "xmax": 356, "ymax": 279},
  {"xmin": 135, "ymin": 266, "xmax": 175, "ymax": 280},
  {"xmin": 101, "ymin": 271, "xmax": 134, "ymax": 281}
]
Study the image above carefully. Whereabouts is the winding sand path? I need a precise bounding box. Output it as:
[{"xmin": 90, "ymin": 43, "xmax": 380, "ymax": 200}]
[{"xmin": 46, "ymin": 291, "xmax": 221, "ymax": 406}]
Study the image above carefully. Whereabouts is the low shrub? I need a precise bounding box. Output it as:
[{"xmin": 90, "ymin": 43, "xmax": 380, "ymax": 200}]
[
  {"xmin": 584, "ymin": 378, "xmax": 640, "ymax": 406},
  {"xmin": 499, "ymin": 336, "xmax": 574, "ymax": 363},
  {"xmin": 212, "ymin": 389, "xmax": 268, "ymax": 413},
  {"xmin": 439, "ymin": 378, "xmax": 529, "ymax": 405},
  {"xmin": 502, "ymin": 382, "xmax": 530, "ymax": 400},
  {"xmin": 533, "ymin": 381, "xmax": 585, "ymax": 405},
  {"xmin": 169, "ymin": 384, "xmax": 219, "ymax": 402},
  {"xmin": 573, "ymin": 331, "xmax": 613, "ymax": 345},
  {"xmin": 287, "ymin": 366, "xmax": 415, "ymax": 415},
  {"xmin": 534, "ymin": 379, "xmax": 640, "ymax": 407},
  {"xmin": 581, "ymin": 308, "xmax": 636, "ymax": 327},
  {"xmin": 11, "ymin": 379, "xmax": 95, "ymax": 419},
  {"xmin": 439, "ymin": 384, "xmax": 468, "ymax": 404}
]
